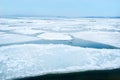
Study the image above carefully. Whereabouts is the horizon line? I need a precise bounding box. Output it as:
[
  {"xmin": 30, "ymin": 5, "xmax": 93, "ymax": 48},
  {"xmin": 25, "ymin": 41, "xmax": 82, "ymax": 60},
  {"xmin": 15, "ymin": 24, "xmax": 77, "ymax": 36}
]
[{"xmin": 0, "ymin": 15, "xmax": 120, "ymax": 18}]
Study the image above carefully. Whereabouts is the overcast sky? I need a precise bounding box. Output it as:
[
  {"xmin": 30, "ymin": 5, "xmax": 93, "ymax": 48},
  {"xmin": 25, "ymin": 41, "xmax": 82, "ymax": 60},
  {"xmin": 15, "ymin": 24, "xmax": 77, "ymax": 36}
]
[{"xmin": 0, "ymin": 0, "xmax": 120, "ymax": 17}]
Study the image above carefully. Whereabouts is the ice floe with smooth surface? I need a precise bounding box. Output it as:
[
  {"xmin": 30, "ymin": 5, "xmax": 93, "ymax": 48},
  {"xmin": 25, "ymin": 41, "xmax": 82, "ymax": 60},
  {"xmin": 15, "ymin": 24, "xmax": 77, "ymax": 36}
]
[
  {"xmin": 38, "ymin": 32, "xmax": 72, "ymax": 40},
  {"xmin": 71, "ymin": 31, "xmax": 120, "ymax": 47},
  {"xmin": 0, "ymin": 33, "xmax": 39, "ymax": 46}
]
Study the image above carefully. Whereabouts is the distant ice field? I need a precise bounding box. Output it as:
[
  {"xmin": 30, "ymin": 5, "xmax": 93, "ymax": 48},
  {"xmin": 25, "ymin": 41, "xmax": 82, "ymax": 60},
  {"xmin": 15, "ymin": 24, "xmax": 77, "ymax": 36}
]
[{"xmin": 0, "ymin": 17, "xmax": 120, "ymax": 80}]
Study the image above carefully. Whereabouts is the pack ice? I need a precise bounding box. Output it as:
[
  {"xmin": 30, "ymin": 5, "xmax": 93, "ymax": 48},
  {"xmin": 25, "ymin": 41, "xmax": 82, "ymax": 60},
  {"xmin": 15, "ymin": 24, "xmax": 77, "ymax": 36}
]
[{"xmin": 0, "ymin": 17, "xmax": 120, "ymax": 80}]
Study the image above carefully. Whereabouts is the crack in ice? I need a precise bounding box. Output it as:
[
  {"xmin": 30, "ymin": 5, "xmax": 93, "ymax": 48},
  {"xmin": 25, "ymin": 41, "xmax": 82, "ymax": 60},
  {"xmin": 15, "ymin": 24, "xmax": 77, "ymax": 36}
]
[{"xmin": 0, "ymin": 36, "xmax": 119, "ymax": 49}]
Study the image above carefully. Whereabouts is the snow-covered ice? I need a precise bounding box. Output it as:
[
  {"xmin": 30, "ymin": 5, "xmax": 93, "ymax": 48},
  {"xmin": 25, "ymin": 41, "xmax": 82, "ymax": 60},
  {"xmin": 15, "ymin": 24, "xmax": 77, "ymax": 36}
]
[
  {"xmin": 0, "ymin": 17, "xmax": 120, "ymax": 80},
  {"xmin": 37, "ymin": 32, "xmax": 72, "ymax": 40},
  {"xmin": 0, "ymin": 44, "xmax": 120, "ymax": 79}
]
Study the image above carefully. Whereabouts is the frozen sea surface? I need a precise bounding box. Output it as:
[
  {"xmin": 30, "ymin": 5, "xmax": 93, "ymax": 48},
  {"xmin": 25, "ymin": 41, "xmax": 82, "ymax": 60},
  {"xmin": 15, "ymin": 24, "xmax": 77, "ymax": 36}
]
[{"xmin": 0, "ymin": 17, "xmax": 120, "ymax": 80}]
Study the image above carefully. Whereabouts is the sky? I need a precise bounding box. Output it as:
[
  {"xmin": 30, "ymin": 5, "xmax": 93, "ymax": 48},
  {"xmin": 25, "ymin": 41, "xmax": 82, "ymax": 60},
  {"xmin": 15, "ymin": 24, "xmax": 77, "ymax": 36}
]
[{"xmin": 0, "ymin": 0, "xmax": 120, "ymax": 17}]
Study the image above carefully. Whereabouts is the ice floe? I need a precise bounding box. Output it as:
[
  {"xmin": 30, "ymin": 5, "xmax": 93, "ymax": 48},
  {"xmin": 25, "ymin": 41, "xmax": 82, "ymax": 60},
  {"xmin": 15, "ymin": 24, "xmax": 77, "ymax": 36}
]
[
  {"xmin": 0, "ymin": 44, "xmax": 120, "ymax": 79},
  {"xmin": 37, "ymin": 33, "xmax": 72, "ymax": 40}
]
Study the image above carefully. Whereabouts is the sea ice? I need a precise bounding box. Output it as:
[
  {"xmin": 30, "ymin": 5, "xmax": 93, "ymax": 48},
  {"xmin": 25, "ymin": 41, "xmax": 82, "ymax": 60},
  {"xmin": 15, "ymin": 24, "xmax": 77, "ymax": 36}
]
[
  {"xmin": 0, "ymin": 17, "xmax": 120, "ymax": 80},
  {"xmin": 0, "ymin": 44, "xmax": 120, "ymax": 79},
  {"xmin": 37, "ymin": 32, "xmax": 72, "ymax": 40}
]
